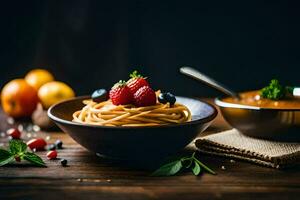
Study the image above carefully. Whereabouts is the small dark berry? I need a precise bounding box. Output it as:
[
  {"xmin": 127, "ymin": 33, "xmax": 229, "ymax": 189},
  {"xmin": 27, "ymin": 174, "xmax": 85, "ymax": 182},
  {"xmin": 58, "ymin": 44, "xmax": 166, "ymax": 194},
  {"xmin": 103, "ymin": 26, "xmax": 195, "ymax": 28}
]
[
  {"xmin": 158, "ymin": 92, "xmax": 176, "ymax": 105},
  {"xmin": 166, "ymin": 92, "xmax": 176, "ymax": 105},
  {"xmin": 91, "ymin": 89, "xmax": 108, "ymax": 103},
  {"xmin": 55, "ymin": 140, "xmax": 63, "ymax": 149},
  {"xmin": 61, "ymin": 159, "xmax": 68, "ymax": 166},
  {"xmin": 48, "ymin": 144, "xmax": 56, "ymax": 150},
  {"xmin": 158, "ymin": 93, "xmax": 168, "ymax": 104}
]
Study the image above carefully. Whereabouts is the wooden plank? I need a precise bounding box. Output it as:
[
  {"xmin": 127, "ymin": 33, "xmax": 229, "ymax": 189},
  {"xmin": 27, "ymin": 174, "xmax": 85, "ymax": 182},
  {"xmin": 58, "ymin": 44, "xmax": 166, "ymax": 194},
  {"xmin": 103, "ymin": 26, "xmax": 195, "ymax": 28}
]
[{"xmin": 0, "ymin": 103, "xmax": 299, "ymax": 200}]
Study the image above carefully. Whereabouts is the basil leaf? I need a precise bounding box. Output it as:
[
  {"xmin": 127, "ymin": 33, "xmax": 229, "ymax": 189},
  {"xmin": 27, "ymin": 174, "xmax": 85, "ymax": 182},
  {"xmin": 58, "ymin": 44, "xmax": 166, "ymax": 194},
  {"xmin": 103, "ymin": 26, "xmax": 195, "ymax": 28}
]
[
  {"xmin": 9, "ymin": 140, "xmax": 27, "ymax": 155},
  {"xmin": 192, "ymin": 161, "xmax": 201, "ymax": 176},
  {"xmin": 23, "ymin": 152, "xmax": 46, "ymax": 167},
  {"xmin": 0, "ymin": 149, "xmax": 14, "ymax": 166},
  {"xmin": 152, "ymin": 160, "xmax": 182, "ymax": 176}
]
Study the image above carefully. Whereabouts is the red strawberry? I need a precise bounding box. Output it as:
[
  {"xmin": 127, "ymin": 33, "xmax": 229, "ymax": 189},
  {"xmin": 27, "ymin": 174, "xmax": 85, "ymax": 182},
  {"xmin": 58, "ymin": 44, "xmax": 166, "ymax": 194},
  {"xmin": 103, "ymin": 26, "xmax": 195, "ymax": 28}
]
[
  {"xmin": 133, "ymin": 86, "xmax": 156, "ymax": 107},
  {"xmin": 127, "ymin": 70, "xmax": 150, "ymax": 94},
  {"xmin": 109, "ymin": 80, "xmax": 133, "ymax": 105}
]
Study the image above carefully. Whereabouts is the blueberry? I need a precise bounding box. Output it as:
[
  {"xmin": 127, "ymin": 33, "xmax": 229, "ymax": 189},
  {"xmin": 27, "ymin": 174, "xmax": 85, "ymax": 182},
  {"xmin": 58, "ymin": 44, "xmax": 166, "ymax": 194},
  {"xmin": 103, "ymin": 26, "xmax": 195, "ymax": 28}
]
[
  {"xmin": 55, "ymin": 140, "xmax": 63, "ymax": 149},
  {"xmin": 158, "ymin": 93, "xmax": 168, "ymax": 104},
  {"xmin": 166, "ymin": 92, "xmax": 176, "ymax": 105},
  {"xmin": 158, "ymin": 92, "xmax": 176, "ymax": 105},
  {"xmin": 60, "ymin": 159, "xmax": 68, "ymax": 166},
  {"xmin": 91, "ymin": 89, "xmax": 108, "ymax": 103},
  {"xmin": 48, "ymin": 144, "xmax": 56, "ymax": 150}
]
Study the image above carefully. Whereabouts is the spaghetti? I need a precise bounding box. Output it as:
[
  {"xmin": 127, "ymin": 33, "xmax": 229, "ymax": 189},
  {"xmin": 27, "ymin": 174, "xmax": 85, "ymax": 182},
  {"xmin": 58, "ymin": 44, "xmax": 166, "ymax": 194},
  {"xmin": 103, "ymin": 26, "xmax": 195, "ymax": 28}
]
[{"xmin": 72, "ymin": 99, "xmax": 191, "ymax": 127}]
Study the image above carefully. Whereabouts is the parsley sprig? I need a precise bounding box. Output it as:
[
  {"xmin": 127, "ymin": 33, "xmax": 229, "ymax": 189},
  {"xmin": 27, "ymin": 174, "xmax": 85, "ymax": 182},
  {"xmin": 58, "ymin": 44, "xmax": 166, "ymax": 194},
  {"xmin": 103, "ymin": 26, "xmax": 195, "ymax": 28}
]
[
  {"xmin": 152, "ymin": 152, "xmax": 216, "ymax": 176},
  {"xmin": 0, "ymin": 140, "xmax": 46, "ymax": 167},
  {"xmin": 260, "ymin": 79, "xmax": 287, "ymax": 100}
]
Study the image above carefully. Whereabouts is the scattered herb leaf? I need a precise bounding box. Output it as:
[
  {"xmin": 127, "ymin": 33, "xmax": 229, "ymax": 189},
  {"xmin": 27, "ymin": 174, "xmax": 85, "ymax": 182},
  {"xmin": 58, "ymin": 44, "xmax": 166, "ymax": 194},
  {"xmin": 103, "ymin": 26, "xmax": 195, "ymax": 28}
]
[
  {"xmin": 0, "ymin": 149, "xmax": 14, "ymax": 166},
  {"xmin": 152, "ymin": 152, "xmax": 215, "ymax": 177},
  {"xmin": 9, "ymin": 139, "xmax": 27, "ymax": 155},
  {"xmin": 192, "ymin": 162, "xmax": 201, "ymax": 176},
  {"xmin": 0, "ymin": 140, "xmax": 46, "ymax": 167},
  {"xmin": 152, "ymin": 160, "xmax": 183, "ymax": 176},
  {"xmin": 195, "ymin": 159, "xmax": 216, "ymax": 175},
  {"xmin": 23, "ymin": 152, "xmax": 46, "ymax": 167}
]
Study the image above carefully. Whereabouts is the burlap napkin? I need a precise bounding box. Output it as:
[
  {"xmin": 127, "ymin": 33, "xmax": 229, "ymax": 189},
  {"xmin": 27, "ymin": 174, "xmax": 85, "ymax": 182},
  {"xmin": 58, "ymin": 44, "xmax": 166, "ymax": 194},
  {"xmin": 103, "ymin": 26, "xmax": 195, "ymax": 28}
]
[{"xmin": 195, "ymin": 129, "xmax": 300, "ymax": 168}]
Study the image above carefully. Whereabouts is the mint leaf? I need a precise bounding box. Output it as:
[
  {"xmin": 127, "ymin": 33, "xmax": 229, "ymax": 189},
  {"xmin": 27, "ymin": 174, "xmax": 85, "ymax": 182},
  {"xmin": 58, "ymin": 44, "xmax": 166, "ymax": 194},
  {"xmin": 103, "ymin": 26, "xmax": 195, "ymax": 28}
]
[
  {"xmin": 9, "ymin": 140, "xmax": 27, "ymax": 155},
  {"xmin": 0, "ymin": 140, "xmax": 46, "ymax": 167},
  {"xmin": 0, "ymin": 149, "xmax": 14, "ymax": 166},
  {"xmin": 152, "ymin": 160, "xmax": 182, "ymax": 176},
  {"xmin": 23, "ymin": 152, "xmax": 46, "ymax": 167},
  {"xmin": 192, "ymin": 161, "xmax": 201, "ymax": 176}
]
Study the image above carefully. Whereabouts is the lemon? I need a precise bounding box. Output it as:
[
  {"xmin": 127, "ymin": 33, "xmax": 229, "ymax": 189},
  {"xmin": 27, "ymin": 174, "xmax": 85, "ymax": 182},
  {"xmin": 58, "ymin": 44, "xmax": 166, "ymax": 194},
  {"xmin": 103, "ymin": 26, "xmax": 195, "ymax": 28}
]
[
  {"xmin": 25, "ymin": 69, "xmax": 55, "ymax": 90},
  {"xmin": 38, "ymin": 81, "xmax": 75, "ymax": 108}
]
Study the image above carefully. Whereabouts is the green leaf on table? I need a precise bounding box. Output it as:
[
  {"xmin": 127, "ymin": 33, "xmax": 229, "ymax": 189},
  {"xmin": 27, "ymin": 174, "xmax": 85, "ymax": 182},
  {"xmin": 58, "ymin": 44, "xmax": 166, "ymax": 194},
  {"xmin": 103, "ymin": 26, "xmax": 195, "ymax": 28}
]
[
  {"xmin": 151, "ymin": 152, "xmax": 216, "ymax": 177},
  {"xmin": 192, "ymin": 161, "xmax": 201, "ymax": 176},
  {"xmin": 152, "ymin": 160, "xmax": 183, "ymax": 176},
  {"xmin": 23, "ymin": 152, "xmax": 46, "ymax": 167},
  {"xmin": 194, "ymin": 159, "xmax": 216, "ymax": 175},
  {"xmin": 0, "ymin": 149, "xmax": 14, "ymax": 166},
  {"xmin": 0, "ymin": 140, "xmax": 46, "ymax": 167},
  {"xmin": 9, "ymin": 140, "xmax": 27, "ymax": 155}
]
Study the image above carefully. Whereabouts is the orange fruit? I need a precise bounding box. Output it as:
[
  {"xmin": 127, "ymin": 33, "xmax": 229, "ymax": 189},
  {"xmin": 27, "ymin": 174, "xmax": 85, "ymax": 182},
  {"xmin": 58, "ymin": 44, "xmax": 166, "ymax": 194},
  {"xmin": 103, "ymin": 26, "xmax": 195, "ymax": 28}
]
[
  {"xmin": 1, "ymin": 79, "xmax": 39, "ymax": 118},
  {"xmin": 25, "ymin": 69, "xmax": 54, "ymax": 90},
  {"xmin": 38, "ymin": 81, "xmax": 75, "ymax": 108}
]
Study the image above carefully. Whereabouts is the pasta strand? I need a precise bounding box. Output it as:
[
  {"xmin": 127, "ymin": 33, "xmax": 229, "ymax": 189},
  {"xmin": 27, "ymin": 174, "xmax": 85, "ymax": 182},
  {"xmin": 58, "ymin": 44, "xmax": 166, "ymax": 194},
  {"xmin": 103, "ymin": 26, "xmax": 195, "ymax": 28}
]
[{"xmin": 72, "ymin": 99, "xmax": 191, "ymax": 126}]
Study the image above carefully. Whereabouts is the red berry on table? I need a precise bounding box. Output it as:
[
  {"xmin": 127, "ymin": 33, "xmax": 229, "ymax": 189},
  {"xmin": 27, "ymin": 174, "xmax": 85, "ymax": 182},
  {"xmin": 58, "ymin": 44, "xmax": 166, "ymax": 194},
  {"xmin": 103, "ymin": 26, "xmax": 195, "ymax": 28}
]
[
  {"xmin": 27, "ymin": 138, "xmax": 47, "ymax": 151},
  {"xmin": 127, "ymin": 70, "xmax": 150, "ymax": 94},
  {"xmin": 6, "ymin": 128, "xmax": 21, "ymax": 139},
  {"xmin": 133, "ymin": 86, "xmax": 157, "ymax": 107},
  {"xmin": 109, "ymin": 80, "xmax": 133, "ymax": 105},
  {"xmin": 15, "ymin": 156, "xmax": 21, "ymax": 162},
  {"xmin": 47, "ymin": 150, "xmax": 57, "ymax": 160}
]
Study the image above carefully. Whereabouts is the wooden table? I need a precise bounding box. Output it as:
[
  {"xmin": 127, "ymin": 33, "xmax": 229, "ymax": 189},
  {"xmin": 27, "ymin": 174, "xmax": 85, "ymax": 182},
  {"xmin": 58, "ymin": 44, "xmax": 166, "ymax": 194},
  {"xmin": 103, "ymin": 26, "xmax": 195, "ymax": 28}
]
[{"xmin": 0, "ymin": 100, "xmax": 299, "ymax": 200}]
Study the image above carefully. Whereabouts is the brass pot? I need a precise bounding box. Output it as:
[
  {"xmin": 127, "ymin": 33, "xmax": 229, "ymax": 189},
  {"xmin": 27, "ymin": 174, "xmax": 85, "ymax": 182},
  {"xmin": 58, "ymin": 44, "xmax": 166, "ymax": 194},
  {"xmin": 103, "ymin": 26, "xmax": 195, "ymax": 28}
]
[{"xmin": 215, "ymin": 98, "xmax": 300, "ymax": 142}]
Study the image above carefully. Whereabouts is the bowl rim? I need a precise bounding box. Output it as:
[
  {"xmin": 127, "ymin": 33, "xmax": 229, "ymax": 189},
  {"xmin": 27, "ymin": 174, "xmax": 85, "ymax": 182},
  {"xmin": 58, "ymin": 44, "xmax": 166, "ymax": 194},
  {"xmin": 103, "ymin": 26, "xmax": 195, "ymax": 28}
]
[
  {"xmin": 48, "ymin": 95, "xmax": 218, "ymax": 129},
  {"xmin": 215, "ymin": 97, "xmax": 300, "ymax": 111}
]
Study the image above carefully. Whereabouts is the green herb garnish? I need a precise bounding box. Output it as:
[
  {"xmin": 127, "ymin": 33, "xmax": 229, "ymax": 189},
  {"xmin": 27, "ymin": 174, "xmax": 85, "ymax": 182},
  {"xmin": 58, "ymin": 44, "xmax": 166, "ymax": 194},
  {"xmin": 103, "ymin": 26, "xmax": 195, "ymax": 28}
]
[
  {"xmin": 151, "ymin": 152, "xmax": 216, "ymax": 176},
  {"xmin": 0, "ymin": 140, "xmax": 46, "ymax": 167},
  {"xmin": 260, "ymin": 79, "xmax": 286, "ymax": 100}
]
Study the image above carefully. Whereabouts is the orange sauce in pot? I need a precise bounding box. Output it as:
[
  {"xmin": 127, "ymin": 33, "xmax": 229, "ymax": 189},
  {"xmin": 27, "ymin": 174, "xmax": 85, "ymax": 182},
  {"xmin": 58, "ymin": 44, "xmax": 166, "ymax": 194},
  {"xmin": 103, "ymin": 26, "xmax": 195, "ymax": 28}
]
[{"xmin": 222, "ymin": 90, "xmax": 300, "ymax": 109}]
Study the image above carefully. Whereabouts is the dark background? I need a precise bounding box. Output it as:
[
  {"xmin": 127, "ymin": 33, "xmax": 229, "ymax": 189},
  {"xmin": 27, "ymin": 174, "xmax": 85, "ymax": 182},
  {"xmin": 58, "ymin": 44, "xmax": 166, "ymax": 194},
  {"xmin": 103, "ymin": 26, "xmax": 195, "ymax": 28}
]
[{"xmin": 0, "ymin": 0, "xmax": 299, "ymax": 96}]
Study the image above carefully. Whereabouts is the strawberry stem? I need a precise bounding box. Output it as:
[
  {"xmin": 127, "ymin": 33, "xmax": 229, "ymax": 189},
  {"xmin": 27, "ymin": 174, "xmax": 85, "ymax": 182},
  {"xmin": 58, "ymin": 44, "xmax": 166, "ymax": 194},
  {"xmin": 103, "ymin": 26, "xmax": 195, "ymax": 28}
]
[
  {"xmin": 112, "ymin": 80, "xmax": 127, "ymax": 88},
  {"xmin": 129, "ymin": 70, "xmax": 143, "ymax": 78}
]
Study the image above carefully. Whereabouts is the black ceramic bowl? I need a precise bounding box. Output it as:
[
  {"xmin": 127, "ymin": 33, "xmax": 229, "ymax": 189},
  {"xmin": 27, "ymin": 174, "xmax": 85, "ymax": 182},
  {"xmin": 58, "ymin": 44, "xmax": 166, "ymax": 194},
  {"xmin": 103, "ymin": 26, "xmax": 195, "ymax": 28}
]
[{"xmin": 48, "ymin": 96, "xmax": 217, "ymax": 161}]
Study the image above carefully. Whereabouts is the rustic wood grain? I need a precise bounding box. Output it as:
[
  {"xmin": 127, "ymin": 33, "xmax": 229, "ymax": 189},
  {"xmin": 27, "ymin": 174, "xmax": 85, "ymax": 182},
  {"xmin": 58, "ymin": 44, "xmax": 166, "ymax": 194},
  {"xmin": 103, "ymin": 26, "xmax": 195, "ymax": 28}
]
[{"xmin": 0, "ymin": 100, "xmax": 299, "ymax": 200}]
